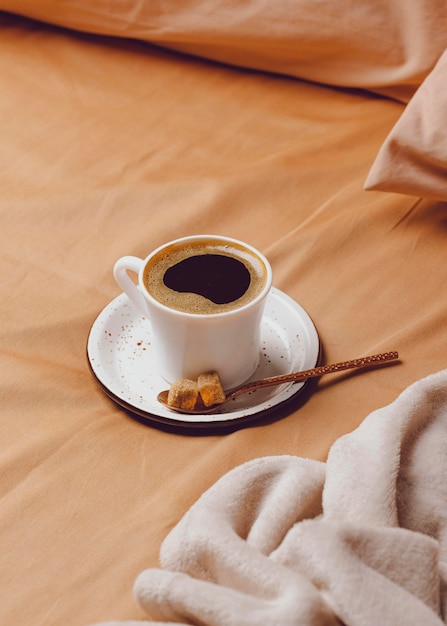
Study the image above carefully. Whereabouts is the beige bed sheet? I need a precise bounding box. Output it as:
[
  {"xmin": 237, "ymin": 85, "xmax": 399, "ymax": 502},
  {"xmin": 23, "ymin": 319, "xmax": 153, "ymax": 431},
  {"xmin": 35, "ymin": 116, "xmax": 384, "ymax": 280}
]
[
  {"xmin": 1, "ymin": 13, "xmax": 446, "ymax": 626},
  {"xmin": 3, "ymin": 0, "xmax": 447, "ymax": 102}
]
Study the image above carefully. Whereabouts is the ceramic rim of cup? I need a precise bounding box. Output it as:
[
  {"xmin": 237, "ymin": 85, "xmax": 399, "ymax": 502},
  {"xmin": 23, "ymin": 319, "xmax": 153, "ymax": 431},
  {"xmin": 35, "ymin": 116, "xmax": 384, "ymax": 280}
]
[{"xmin": 140, "ymin": 234, "xmax": 273, "ymax": 319}]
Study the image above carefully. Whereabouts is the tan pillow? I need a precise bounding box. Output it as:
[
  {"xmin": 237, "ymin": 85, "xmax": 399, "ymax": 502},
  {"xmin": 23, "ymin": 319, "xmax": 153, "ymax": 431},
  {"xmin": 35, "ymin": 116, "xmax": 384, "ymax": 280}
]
[
  {"xmin": 2, "ymin": 0, "xmax": 447, "ymax": 103},
  {"xmin": 365, "ymin": 49, "xmax": 447, "ymax": 201}
]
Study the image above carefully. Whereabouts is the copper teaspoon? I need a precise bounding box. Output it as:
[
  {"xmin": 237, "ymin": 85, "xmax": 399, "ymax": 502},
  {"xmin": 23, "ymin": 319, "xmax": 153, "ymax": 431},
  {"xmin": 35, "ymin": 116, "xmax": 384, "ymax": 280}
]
[{"xmin": 157, "ymin": 351, "xmax": 399, "ymax": 415}]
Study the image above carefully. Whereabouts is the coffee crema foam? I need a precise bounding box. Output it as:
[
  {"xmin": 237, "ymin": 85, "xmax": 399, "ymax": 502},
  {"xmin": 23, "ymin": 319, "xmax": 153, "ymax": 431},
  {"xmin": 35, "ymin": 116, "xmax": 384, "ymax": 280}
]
[{"xmin": 144, "ymin": 240, "xmax": 267, "ymax": 315}]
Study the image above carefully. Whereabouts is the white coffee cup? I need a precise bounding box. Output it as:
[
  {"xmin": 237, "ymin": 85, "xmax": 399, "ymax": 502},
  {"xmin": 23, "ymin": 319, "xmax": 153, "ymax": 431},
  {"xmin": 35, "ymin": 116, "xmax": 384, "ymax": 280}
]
[{"xmin": 113, "ymin": 235, "xmax": 273, "ymax": 389}]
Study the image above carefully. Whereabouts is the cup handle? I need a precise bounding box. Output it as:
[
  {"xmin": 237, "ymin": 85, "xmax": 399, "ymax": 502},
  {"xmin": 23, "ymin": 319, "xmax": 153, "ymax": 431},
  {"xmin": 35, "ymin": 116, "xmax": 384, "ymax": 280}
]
[{"xmin": 113, "ymin": 256, "xmax": 149, "ymax": 317}]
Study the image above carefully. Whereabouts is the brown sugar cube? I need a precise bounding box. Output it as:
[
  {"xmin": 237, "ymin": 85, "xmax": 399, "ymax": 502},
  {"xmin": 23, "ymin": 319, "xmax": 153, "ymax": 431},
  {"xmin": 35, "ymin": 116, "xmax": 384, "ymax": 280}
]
[
  {"xmin": 167, "ymin": 379, "xmax": 199, "ymax": 410},
  {"xmin": 197, "ymin": 371, "xmax": 226, "ymax": 407}
]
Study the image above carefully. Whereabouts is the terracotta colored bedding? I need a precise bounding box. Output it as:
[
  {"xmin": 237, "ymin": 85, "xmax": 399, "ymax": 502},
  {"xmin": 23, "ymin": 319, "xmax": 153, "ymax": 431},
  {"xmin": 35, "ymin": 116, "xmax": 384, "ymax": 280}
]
[{"xmin": 1, "ymin": 11, "xmax": 446, "ymax": 626}]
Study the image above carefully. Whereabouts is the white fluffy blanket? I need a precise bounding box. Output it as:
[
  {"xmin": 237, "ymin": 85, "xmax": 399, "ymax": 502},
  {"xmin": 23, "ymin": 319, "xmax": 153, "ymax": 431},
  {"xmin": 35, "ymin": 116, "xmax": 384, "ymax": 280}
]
[{"xmin": 96, "ymin": 369, "xmax": 447, "ymax": 626}]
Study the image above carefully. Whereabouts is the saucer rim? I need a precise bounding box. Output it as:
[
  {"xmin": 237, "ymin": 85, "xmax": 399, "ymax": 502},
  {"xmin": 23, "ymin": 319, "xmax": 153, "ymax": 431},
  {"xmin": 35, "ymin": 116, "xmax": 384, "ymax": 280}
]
[{"xmin": 86, "ymin": 288, "xmax": 320, "ymax": 430}]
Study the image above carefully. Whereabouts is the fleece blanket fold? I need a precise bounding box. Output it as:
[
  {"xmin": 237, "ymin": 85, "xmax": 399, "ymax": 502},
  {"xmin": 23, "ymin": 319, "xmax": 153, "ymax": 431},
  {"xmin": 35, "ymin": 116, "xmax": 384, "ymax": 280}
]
[{"xmin": 97, "ymin": 369, "xmax": 447, "ymax": 626}]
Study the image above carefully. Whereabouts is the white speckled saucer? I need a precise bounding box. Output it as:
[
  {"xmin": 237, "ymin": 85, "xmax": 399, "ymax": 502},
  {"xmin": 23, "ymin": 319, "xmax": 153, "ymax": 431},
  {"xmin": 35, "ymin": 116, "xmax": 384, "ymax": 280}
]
[{"xmin": 87, "ymin": 287, "xmax": 319, "ymax": 430}]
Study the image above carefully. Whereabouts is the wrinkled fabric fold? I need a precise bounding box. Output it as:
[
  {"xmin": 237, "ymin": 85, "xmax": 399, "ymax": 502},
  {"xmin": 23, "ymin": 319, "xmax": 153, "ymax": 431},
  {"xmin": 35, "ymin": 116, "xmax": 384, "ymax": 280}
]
[
  {"xmin": 94, "ymin": 369, "xmax": 447, "ymax": 625},
  {"xmin": 2, "ymin": 0, "xmax": 447, "ymax": 101}
]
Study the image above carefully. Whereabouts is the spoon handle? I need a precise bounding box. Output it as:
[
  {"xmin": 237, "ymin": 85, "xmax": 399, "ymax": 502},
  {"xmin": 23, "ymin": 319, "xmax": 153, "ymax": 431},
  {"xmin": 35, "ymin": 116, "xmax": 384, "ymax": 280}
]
[{"xmin": 230, "ymin": 351, "xmax": 399, "ymax": 398}]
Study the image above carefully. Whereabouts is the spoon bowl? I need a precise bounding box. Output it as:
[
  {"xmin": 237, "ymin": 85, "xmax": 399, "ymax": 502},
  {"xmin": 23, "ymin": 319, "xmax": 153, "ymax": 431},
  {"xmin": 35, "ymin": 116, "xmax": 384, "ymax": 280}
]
[{"xmin": 157, "ymin": 351, "xmax": 399, "ymax": 415}]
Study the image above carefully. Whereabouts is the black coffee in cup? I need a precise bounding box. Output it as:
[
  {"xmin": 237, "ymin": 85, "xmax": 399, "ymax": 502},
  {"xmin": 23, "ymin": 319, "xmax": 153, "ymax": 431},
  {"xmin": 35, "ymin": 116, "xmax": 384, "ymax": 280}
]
[{"xmin": 144, "ymin": 238, "xmax": 267, "ymax": 314}]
